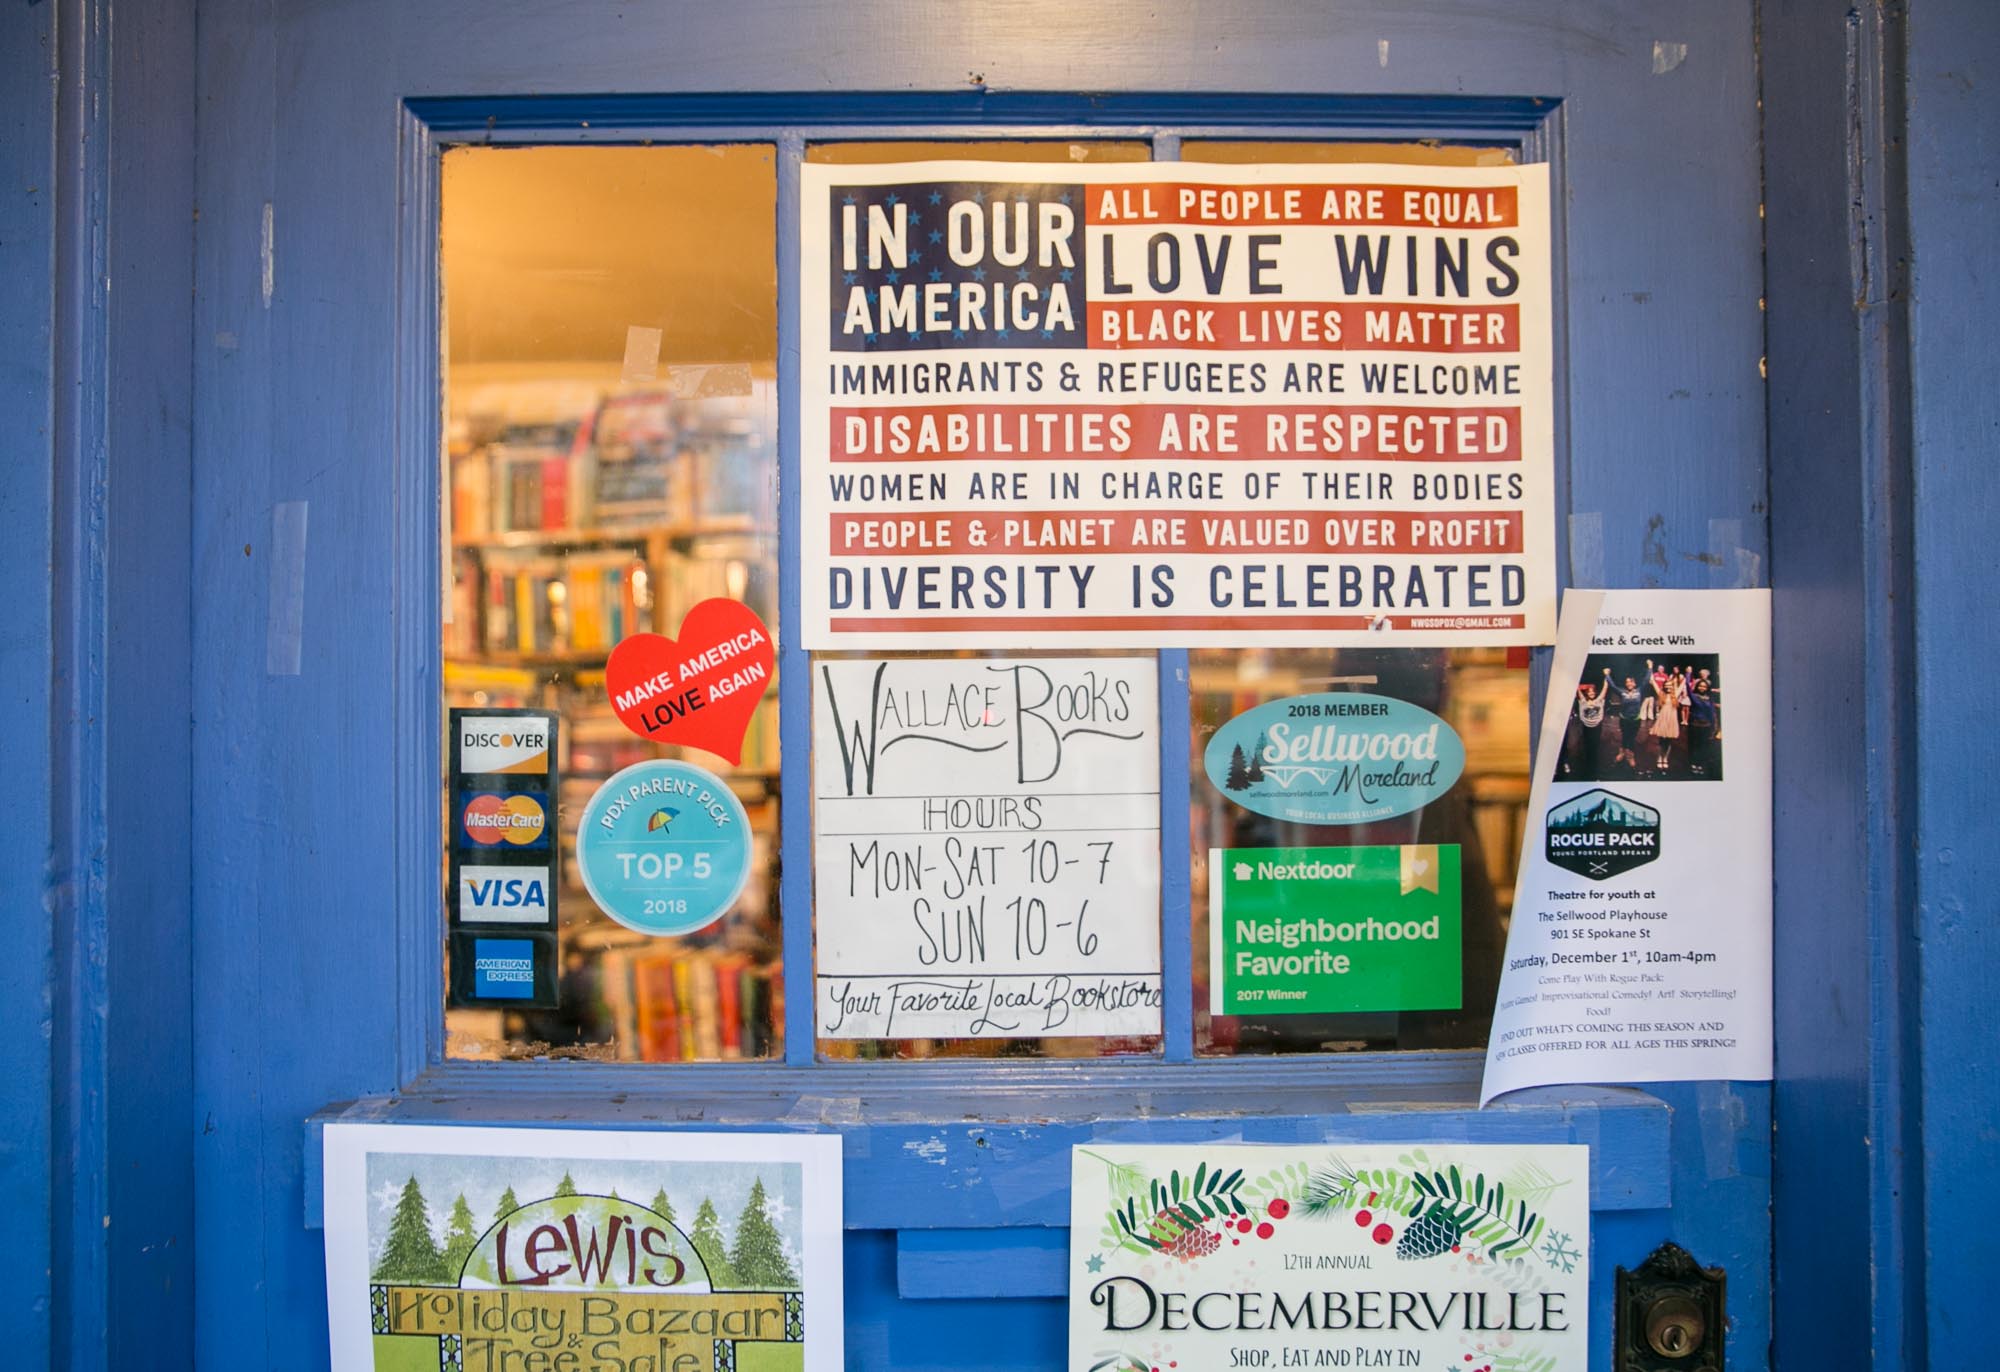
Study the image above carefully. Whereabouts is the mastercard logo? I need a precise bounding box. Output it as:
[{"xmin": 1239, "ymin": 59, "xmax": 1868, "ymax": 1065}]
[{"xmin": 463, "ymin": 793, "xmax": 547, "ymax": 846}]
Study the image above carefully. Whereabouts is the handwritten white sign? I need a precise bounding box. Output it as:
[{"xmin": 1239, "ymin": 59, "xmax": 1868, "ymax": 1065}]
[{"xmin": 813, "ymin": 656, "xmax": 1162, "ymax": 1039}]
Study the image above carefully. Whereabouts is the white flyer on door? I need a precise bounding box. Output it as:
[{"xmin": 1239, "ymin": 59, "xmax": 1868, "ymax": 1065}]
[
  {"xmin": 1069, "ymin": 1142, "xmax": 1589, "ymax": 1372},
  {"xmin": 1482, "ymin": 589, "xmax": 1772, "ymax": 1103},
  {"xmin": 322, "ymin": 1123, "xmax": 843, "ymax": 1371},
  {"xmin": 813, "ymin": 655, "xmax": 1162, "ymax": 1039}
]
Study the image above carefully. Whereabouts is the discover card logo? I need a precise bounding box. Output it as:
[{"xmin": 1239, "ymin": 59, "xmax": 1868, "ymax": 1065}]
[
  {"xmin": 459, "ymin": 716, "xmax": 551, "ymax": 775},
  {"xmin": 1545, "ymin": 788, "xmax": 1660, "ymax": 880}
]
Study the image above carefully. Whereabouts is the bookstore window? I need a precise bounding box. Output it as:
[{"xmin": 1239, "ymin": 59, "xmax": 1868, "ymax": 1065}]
[
  {"xmin": 437, "ymin": 135, "xmax": 1535, "ymax": 1068},
  {"xmin": 442, "ymin": 144, "xmax": 781, "ymax": 1061}
]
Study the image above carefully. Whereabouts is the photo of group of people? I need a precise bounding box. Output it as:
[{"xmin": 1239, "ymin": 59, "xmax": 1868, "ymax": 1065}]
[{"xmin": 1556, "ymin": 653, "xmax": 1724, "ymax": 782}]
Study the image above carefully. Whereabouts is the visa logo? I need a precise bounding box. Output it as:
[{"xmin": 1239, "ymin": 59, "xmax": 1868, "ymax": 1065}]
[
  {"xmin": 459, "ymin": 864, "xmax": 553, "ymax": 924},
  {"xmin": 470, "ymin": 877, "xmax": 546, "ymax": 907}
]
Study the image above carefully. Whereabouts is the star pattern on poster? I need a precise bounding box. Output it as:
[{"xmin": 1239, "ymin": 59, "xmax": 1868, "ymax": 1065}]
[{"xmin": 826, "ymin": 179, "xmax": 1084, "ymax": 353}]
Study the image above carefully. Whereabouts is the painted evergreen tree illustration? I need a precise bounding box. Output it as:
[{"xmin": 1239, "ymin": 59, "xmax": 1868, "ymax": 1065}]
[
  {"xmin": 375, "ymin": 1177, "xmax": 449, "ymax": 1283},
  {"xmin": 651, "ymin": 1188, "xmax": 676, "ymax": 1225},
  {"xmin": 440, "ymin": 1194, "xmax": 479, "ymax": 1277},
  {"xmin": 727, "ymin": 1178, "xmax": 799, "ymax": 1288},
  {"xmin": 492, "ymin": 1186, "xmax": 520, "ymax": 1227},
  {"xmin": 689, "ymin": 1197, "xmax": 735, "ymax": 1286},
  {"xmin": 554, "ymin": 1172, "xmax": 579, "ymax": 1198},
  {"xmin": 1225, "ymin": 745, "xmax": 1252, "ymax": 791},
  {"xmin": 1244, "ymin": 732, "xmax": 1268, "ymax": 783}
]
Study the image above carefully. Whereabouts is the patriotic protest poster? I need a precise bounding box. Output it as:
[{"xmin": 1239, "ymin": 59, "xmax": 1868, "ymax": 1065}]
[
  {"xmin": 323, "ymin": 1124, "xmax": 842, "ymax": 1371},
  {"xmin": 801, "ymin": 160, "xmax": 1555, "ymax": 649}
]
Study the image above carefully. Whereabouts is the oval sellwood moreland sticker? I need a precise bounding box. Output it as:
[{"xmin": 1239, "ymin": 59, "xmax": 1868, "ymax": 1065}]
[{"xmin": 1203, "ymin": 692, "xmax": 1466, "ymax": 825}]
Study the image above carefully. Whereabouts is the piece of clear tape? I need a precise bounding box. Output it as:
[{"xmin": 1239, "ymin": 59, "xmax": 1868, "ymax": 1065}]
[
  {"xmin": 266, "ymin": 500, "xmax": 308, "ymax": 677},
  {"xmin": 1567, "ymin": 510, "xmax": 1605, "ymax": 588}
]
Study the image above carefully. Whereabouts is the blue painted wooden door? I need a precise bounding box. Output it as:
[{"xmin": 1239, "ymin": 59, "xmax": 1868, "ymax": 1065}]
[{"xmin": 190, "ymin": 4, "xmax": 1770, "ymax": 1368}]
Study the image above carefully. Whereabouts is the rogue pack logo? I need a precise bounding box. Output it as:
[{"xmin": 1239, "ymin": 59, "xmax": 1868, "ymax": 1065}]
[
  {"xmin": 1545, "ymin": 788, "xmax": 1660, "ymax": 880},
  {"xmin": 458, "ymin": 715, "xmax": 551, "ymax": 775},
  {"xmin": 471, "ymin": 939, "xmax": 536, "ymax": 999},
  {"xmin": 461, "ymin": 793, "xmax": 548, "ymax": 848}
]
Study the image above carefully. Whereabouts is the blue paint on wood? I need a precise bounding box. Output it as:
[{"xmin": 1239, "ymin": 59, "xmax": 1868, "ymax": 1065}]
[
  {"xmin": 1762, "ymin": 2, "xmax": 1927, "ymax": 1368},
  {"xmin": 0, "ymin": 0, "xmax": 60, "ymax": 1363},
  {"xmin": 1906, "ymin": 1, "xmax": 2000, "ymax": 1363},
  {"xmin": 778, "ymin": 133, "xmax": 816, "ymax": 1066},
  {"xmin": 898, "ymin": 1227, "xmax": 1067, "ymax": 1300},
  {"xmin": 37, "ymin": 0, "xmax": 202, "ymax": 1366},
  {"xmin": 306, "ymin": 1081, "xmax": 1672, "ymax": 1235}
]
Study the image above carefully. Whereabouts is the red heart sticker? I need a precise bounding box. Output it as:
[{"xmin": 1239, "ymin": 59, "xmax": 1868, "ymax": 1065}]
[{"xmin": 604, "ymin": 599, "xmax": 775, "ymax": 764}]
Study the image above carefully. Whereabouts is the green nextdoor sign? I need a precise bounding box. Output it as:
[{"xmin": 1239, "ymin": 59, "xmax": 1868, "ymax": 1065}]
[{"xmin": 1209, "ymin": 844, "xmax": 1463, "ymax": 1015}]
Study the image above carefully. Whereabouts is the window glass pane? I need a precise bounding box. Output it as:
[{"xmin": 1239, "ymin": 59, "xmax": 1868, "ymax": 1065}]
[
  {"xmin": 441, "ymin": 144, "xmax": 782, "ymax": 1061},
  {"xmin": 1192, "ymin": 648, "xmax": 1530, "ymax": 1055},
  {"xmin": 806, "ymin": 140, "xmax": 1159, "ymax": 1061},
  {"xmin": 1179, "ymin": 139, "xmax": 1527, "ymax": 1057},
  {"xmin": 807, "ymin": 140, "xmax": 1152, "ymax": 165},
  {"xmin": 1182, "ymin": 141, "xmax": 1516, "ymax": 167}
]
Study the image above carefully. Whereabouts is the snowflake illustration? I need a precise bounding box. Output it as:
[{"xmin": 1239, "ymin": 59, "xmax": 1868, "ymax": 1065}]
[{"xmin": 1541, "ymin": 1228, "xmax": 1580, "ymax": 1274}]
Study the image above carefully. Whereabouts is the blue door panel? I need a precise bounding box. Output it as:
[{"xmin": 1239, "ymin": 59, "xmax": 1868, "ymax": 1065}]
[{"xmin": 191, "ymin": 2, "xmax": 1769, "ymax": 1367}]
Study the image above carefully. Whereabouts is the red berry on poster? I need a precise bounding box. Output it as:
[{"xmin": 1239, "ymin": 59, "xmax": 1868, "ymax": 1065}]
[
  {"xmin": 1355, "ymin": 1209, "xmax": 1372, "ymax": 1226},
  {"xmin": 1268, "ymin": 1198, "xmax": 1290, "ymax": 1219},
  {"xmin": 604, "ymin": 600, "xmax": 775, "ymax": 763},
  {"xmin": 1372, "ymin": 1223, "xmax": 1394, "ymax": 1244},
  {"xmin": 1256, "ymin": 1222, "xmax": 1274, "ymax": 1239}
]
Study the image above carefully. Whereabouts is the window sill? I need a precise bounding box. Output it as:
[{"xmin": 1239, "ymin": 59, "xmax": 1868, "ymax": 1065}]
[{"xmin": 305, "ymin": 1055, "xmax": 1670, "ymax": 1235}]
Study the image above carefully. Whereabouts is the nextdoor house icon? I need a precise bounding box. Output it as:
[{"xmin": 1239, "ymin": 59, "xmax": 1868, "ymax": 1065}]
[
  {"xmin": 1545, "ymin": 788, "xmax": 1661, "ymax": 880},
  {"xmin": 459, "ymin": 715, "xmax": 551, "ymax": 775}
]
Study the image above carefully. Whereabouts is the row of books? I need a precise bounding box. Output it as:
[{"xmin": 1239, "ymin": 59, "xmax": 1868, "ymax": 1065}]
[
  {"xmin": 452, "ymin": 385, "xmax": 775, "ymax": 537},
  {"xmin": 595, "ymin": 943, "xmax": 783, "ymax": 1061},
  {"xmin": 451, "ymin": 540, "xmax": 779, "ymax": 662}
]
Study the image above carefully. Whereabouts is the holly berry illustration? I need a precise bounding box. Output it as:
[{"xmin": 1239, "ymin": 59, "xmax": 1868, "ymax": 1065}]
[
  {"xmin": 1395, "ymin": 1210, "xmax": 1465, "ymax": 1259},
  {"xmin": 1256, "ymin": 1222, "xmax": 1274, "ymax": 1239},
  {"xmin": 1267, "ymin": 1198, "xmax": 1290, "ymax": 1219},
  {"xmin": 1372, "ymin": 1223, "xmax": 1395, "ymax": 1244},
  {"xmin": 1354, "ymin": 1209, "xmax": 1373, "ymax": 1227},
  {"xmin": 1236, "ymin": 1217, "xmax": 1254, "ymax": 1234}
]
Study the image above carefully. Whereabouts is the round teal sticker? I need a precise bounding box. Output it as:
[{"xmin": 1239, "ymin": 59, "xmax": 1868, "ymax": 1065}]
[
  {"xmin": 576, "ymin": 759, "xmax": 752, "ymax": 936},
  {"xmin": 1203, "ymin": 692, "xmax": 1466, "ymax": 825}
]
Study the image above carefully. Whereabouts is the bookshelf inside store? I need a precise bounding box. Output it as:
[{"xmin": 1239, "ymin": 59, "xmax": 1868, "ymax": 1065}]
[{"xmin": 444, "ymin": 375, "xmax": 783, "ymax": 1062}]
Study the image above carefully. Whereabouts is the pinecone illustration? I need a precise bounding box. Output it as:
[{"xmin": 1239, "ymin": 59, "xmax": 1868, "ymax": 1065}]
[
  {"xmin": 1156, "ymin": 1211, "xmax": 1221, "ymax": 1262},
  {"xmin": 1395, "ymin": 1210, "xmax": 1463, "ymax": 1259}
]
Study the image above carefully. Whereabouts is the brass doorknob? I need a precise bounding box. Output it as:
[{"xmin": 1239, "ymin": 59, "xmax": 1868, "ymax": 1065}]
[{"xmin": 1644, "ymin": 1294, "xmax": 1707, "ymax": 1359}]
